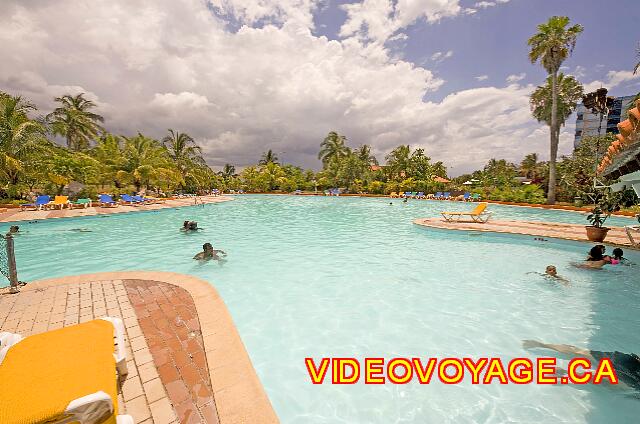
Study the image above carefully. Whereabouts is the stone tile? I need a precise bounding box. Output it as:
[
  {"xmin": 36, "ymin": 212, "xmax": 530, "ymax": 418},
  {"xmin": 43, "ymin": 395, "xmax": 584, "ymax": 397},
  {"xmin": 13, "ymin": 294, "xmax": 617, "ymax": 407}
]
[
  {"xmin": 122, "ymin": 375, "xmax": 144, "ymax": 402},
  {"xmin": 138, "ymin": 361, "xmax": 160, "ymax": 383},
  {"xmin": 124, "ymin": 395, "xmax": 152, "ymax": 422},
  {"xmin": 150, "ymin": 397, "xmax": 177, "ymax": 424},
  {"xmin": 142, "ymin": 377, "xmax": 166, "ymax": 403}
]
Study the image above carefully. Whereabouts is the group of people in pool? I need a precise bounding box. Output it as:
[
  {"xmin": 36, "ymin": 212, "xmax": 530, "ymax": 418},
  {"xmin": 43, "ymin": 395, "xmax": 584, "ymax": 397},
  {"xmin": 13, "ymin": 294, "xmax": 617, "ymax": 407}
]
[
  {"xmin": 180, "ymin": 220, "xmax": 227, "ymax": 262},
  {"xmin": 540, "ymin": 244, "xmax": 631, "ymax": 283}
]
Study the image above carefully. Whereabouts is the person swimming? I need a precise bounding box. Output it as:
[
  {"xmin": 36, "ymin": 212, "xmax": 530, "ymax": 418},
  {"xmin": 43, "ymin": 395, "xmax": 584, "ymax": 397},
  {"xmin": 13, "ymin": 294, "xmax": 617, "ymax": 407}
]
[
  {"xmin": 193, "ymin": 243, "xmax": 226, "ymax": 261},
  {"xmin": 181, "ymin": 221, "xmax": 201, "ymax": 231},
  {"xmin": 528, "ymin": 265, "xmax": 569, "ymax": 285},
  {"xmin": 611, "ymin": 247, "xmax": 632, "ymax": 265},
  {"xmin": 8, "ymin": 225, "xmax": 19, "ymax": 234},
  {"xmin": 523, "ymin": 340, "xmax": 640, "ymax": 392},
  {"xmin": 575, "ymin": 245, "xmax": 611, "ymax": 270}
]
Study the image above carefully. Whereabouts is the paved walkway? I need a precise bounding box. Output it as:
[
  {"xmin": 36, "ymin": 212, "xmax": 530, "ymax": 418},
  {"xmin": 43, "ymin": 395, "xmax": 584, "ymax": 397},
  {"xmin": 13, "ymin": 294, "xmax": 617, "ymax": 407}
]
[
  {"xmin": 414, "ymin": 218, "xmax": 638, "ymax": 248},
  {"xmin": 0, "ymin": 195, "xmax": 232, "ymax": 224},
  {"xmin": 0, "ymin": 272, "xmax": 278, "ymax": 424}
]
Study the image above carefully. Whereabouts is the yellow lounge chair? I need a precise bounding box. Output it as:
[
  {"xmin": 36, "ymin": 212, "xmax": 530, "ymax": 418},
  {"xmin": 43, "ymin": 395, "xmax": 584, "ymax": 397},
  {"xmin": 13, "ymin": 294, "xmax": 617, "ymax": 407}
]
[
  {"xmin": 50, "ymin": 195, "xmax": 70, "ymax": 210},
  {"xmin": 441, "ymin": 202, "xmax": 492, "ymax": 223},
  {"xmin": 0, "ymin": 317, "xmax": 132, "ymax": 424},
  {"xmin": 389, "ymin": 192, "xmax": 398, "ymax": 198}
]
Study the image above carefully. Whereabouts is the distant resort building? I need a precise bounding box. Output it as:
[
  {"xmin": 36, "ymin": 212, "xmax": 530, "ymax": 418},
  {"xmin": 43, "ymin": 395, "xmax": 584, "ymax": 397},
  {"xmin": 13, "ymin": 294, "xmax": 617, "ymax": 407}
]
[{"xmin": 574, "ymin": 94, "xmax": 636, "ymax": 148}]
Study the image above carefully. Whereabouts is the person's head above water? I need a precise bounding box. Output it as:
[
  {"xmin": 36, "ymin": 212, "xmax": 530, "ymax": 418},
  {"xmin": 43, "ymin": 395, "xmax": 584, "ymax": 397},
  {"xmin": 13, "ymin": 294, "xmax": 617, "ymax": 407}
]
[
  {"xmin": 202, "ymin": 242, "xmax": 213, "ymax": 252},
  {"xmin": 613, "ymin": 248, "xmax": 624, "ymax": 260},
  {"xmin": 189, "ymin": 221, "xmax": 198, "ymax": 230},
  {"xmin": 9, "ymin": 225, "xmax": 19, "ymax": 233},
  {"xmin": 589, "ymin": 245, "xmax": 604, "ymax": 260},
  {"xmin": 183, "ymin": 220, "xmax": 190, "ymax": 228},
  {"xmin": 545, "ymin": 265, "xmax": 557, "ymax": 277}
]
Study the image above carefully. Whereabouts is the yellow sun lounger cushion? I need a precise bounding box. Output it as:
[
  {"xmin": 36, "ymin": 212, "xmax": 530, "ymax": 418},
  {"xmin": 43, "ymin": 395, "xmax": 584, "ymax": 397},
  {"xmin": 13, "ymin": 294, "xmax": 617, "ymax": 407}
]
[
  {"xmin": 0, "ymin": 319, "xmax": 120, "ymax": 424},
  {"xmin": 441, "ymin": 202, "xmax": 492, "ymax": 223}
]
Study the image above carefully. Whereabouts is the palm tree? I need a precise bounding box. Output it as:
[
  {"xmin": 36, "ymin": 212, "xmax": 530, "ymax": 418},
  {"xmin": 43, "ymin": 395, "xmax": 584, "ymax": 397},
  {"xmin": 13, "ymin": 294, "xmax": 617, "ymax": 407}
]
[
  {"xmin": 162, "ymin": 129, "xmax": 205, "ymax": 187},
  {"xmin": 354, "ymin": 144, "xmax": 378, "ymax": 166},
  {"xmin": 92, "ymin": 133, "xmax": 125, "ymax": 187},
  {"xmin": 121, "ymin": 134, "xmax": 171, "ymax": 191},
  {"xmin": 528, "ymin": 16, "xmax": 583, "ymax": 204},
  {"xmin": 520, "ymin": 153, "xmax": 541, "ymax": 180},
  {"xmin": 259, "ymin": 149, "xmax": 279, "ymax": 165},
  {"xmin": 385, "ymin": 145, "xmax": 411, "ymax": 180},
  {"xmin": 0, "ymin": 92, "xmax": 48, "ymax": 188},
  {"xmin": 47, "ymin": 93, "xmax": 104, "ymax": 151},
  {"xmin": 318, "ymin": 131, "xmax": 349, "ymax": 166},
  {"xmin": 221, "ymin": 163, "xmax": 235, "ymax": 178}
]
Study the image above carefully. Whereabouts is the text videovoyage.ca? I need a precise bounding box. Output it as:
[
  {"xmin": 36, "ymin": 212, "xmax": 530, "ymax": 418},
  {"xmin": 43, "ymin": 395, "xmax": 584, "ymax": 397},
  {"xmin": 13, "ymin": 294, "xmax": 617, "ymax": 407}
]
[{"xmin": 305, "ymin": 357, "xmax": 619, "ymax": 385}]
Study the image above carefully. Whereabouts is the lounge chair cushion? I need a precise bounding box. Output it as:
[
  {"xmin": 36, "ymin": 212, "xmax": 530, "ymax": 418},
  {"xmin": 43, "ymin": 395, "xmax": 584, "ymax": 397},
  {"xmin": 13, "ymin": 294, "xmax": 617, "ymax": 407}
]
[{"xmin": 0, "ymin": 320, "xmax": 118, "ymax": 424}]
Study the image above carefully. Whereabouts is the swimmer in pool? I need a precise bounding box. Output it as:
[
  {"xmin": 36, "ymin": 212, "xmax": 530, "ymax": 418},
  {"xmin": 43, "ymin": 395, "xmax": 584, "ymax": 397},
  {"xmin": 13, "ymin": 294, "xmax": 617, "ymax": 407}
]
[
  {"xmin": 528, "ymin": 265, "xmax": 569, "ymax": 285},
  {"xmin": 193, "ymin": 243, "xmax": 226, "ymax": 261},
  {"xmin": 612, "ymin": 248, "xmax": 632, "ymax": 265},
  {"xmin": 8, "ymin": 225, "xmax": 19, "ymax": 234},
  {"xmin": 523, "ymin": 340, "xmax": 640, "ymax": 392},
  {"xmin": 574, "ymin": 245, "xmax": 611, "ymax": 269},
  {"xmin": 181, "ymin": 221, "xmax": 201, "ymax": 232}
]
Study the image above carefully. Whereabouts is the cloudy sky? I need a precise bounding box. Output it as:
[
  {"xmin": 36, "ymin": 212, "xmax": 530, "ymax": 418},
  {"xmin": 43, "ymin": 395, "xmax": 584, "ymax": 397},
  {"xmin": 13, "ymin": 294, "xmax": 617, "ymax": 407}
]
[{"xmin": 1, "ymin": 0, "xmax": 639, "ymax": 175}]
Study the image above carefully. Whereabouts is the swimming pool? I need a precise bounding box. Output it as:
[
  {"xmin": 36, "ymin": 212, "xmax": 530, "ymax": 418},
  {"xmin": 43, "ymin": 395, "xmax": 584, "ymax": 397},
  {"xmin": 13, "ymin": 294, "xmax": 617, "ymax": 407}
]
[{"xmin": 3, "ymin": 196, "xmax": 639, "ymax": 423}]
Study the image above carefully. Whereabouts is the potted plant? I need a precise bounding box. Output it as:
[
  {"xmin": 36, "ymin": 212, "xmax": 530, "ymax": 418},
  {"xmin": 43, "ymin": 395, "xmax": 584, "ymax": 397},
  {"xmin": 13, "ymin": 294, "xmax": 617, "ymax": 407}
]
[
  {"xmin": 586, "ymin": 206, "xmax": 610, "ymax": 242},
  {"xmin": 585, "ymin": 190, "xmax": 621, "ymax": 242}
]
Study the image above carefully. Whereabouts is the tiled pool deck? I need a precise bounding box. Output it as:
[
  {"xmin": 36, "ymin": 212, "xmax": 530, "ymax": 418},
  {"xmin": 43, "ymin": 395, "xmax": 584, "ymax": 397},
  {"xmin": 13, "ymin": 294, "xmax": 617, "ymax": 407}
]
[
  {"xmin": 0, "ymin": 195, "xmax": 232, "ymax": 223},
  {"xmin": 414, "ymin": 218, "xmax": 638, "ymax": 248},
  {"xmin": 0, "ymin": 272, "xmax": 278, "ymax": 424}
]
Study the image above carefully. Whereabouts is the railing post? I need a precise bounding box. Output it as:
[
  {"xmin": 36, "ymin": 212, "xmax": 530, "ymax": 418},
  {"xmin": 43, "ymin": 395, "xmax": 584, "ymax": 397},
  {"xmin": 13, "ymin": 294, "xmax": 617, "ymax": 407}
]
[{"xmin": 5, "ymin": 234, "xmax": 19, "ymax": 293}]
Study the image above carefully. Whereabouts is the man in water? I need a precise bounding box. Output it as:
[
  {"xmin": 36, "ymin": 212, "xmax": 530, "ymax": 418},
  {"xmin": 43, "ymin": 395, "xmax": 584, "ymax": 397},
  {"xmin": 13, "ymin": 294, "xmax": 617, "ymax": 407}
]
[
  {"xmin": 8, "ymin": 225, "xmax": 19, "ymax": 234},
  {"xmin": 193, "ymin": 243, "xmax": 226, "ymax": 261},
  {"xmin": 181, "ymin": 221, "xmax": 201, "ymax": 231},
  {"xmin": 523, "ymin": 340, "xmax": 640, "ymax": 391}
]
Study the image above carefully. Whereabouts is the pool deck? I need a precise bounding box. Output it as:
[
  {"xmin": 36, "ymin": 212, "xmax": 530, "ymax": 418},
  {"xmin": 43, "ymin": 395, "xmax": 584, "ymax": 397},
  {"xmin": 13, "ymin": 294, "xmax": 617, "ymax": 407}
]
[
  {"xmin": 414, "ymin": 218, "xmax": 638, "ymax": 248},
  {"xmin": 0, "ymin": 195, "xmax": 232, "ymax": 224},
  {"xmin": 0, "ymin": 271, "xmax": 278, "ymax": 424}
]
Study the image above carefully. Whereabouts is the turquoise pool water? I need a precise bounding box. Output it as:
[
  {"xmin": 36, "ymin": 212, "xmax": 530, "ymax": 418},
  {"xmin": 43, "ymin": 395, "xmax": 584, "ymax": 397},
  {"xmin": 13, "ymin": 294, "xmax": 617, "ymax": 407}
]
[{"xmin": 2, "ymin": 195, "xmax": 639, "ymax": 423}]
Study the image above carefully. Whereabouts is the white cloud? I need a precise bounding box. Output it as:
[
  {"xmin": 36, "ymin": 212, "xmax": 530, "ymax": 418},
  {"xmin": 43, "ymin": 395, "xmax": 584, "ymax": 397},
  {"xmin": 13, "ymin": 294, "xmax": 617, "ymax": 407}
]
[
  {"xmin": 573, "ymin": 65, "xmax": 586, "ymax": 78},
  {"xmin": 474, "ymin": 1, "xmax": 496, "ymax": 8},
  {"xmin": 475, "ymin": 75, "xmax": 489, "ymax": 81},
  {"xmin": 0, "ymin": 0, "xmax": 563, "ymax": 175},
  {"xmin": 463, "ymin": 8, "xmax": 478, "ymax": 15},
  {"xmin": 430, "ymin": 50, "xmax": 454, "ymax": 63},
  {"xmin": 506, "ymin": 73, "xmax": 526, "ymax": 83},
  {"xmin": 340, "ymin": 0, "xmax": 463, "ymax": 43},
  {"xmin": 583, "ymin": 70, "xmax": 640, "ymax": 93}
]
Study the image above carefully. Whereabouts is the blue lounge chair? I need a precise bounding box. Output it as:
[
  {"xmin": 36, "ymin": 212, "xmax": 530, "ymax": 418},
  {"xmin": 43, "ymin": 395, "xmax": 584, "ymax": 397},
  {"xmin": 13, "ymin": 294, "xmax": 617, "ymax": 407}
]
[
  {"xmin": 120, "ymin": 194, "xmax": 141, "ymax": 205},
  {"xmin": 463, "ymin": 192, "xmax": 471, "ymax": 201},
  {"xmin": 132, "ymin": 195, "xmax": 155, "ymax": 204},
  {"xmin": 416, "ymin": 192, "xmax": 425, "ymax": 199},
  {"xmin": 443, "ymin": 192, "xmax": 451, "ymax": 200},
  {"xmin": 98, "ymin": 194, "xmax": 119, "ymax": 207},
  {"xmin": 20, "ymin": 195, "xmax": 51, "ymax": 211},
  {"xmin": 434, "ymin": 192, "xmax": 442, "ymax": 200}
]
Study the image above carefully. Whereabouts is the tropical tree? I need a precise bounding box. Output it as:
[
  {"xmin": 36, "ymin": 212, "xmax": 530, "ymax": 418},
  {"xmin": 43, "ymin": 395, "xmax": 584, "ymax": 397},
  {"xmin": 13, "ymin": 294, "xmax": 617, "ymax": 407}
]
[
  {"xmin": 528, "ymin": 16, "xmax": 583, "ymax": 204},
  {"xmin": 0, "ymin": 92, "xmax": 49, "ymax": 194},
  {"xmin": 259, "ymin": 149, "xmax": 279, "ymax": 165},
  {"xmin": 162, "ymin": 129, "xmax": 205, "ymax": 188},
  {"xmin": 121, "ymin": 134, "xmax": 172, "ymax": 191},
  {"xmin": 354, "ymin": 144, "xmax": 378, "ymax": 166},
  {"xmin": 92, "ymin": 133, "xmax": 125, "ymax": 187},
  {"xmin": 520, "ymin": 153, "xmax": 543, "ymax": 181},
  {"xmin": 47, "ymin": 93, "xmax": 104, "ymax": 151},
  {"xmin": 221, "ymin": 163, "xmax": 235, "ymax": 179},
  {"xmin": 318, "ymin": 131, "xmax": 349, "ymax": 167},
  {"xmin": 385, "ymin": 145, "xmax": 411, "ymax": 180}
]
